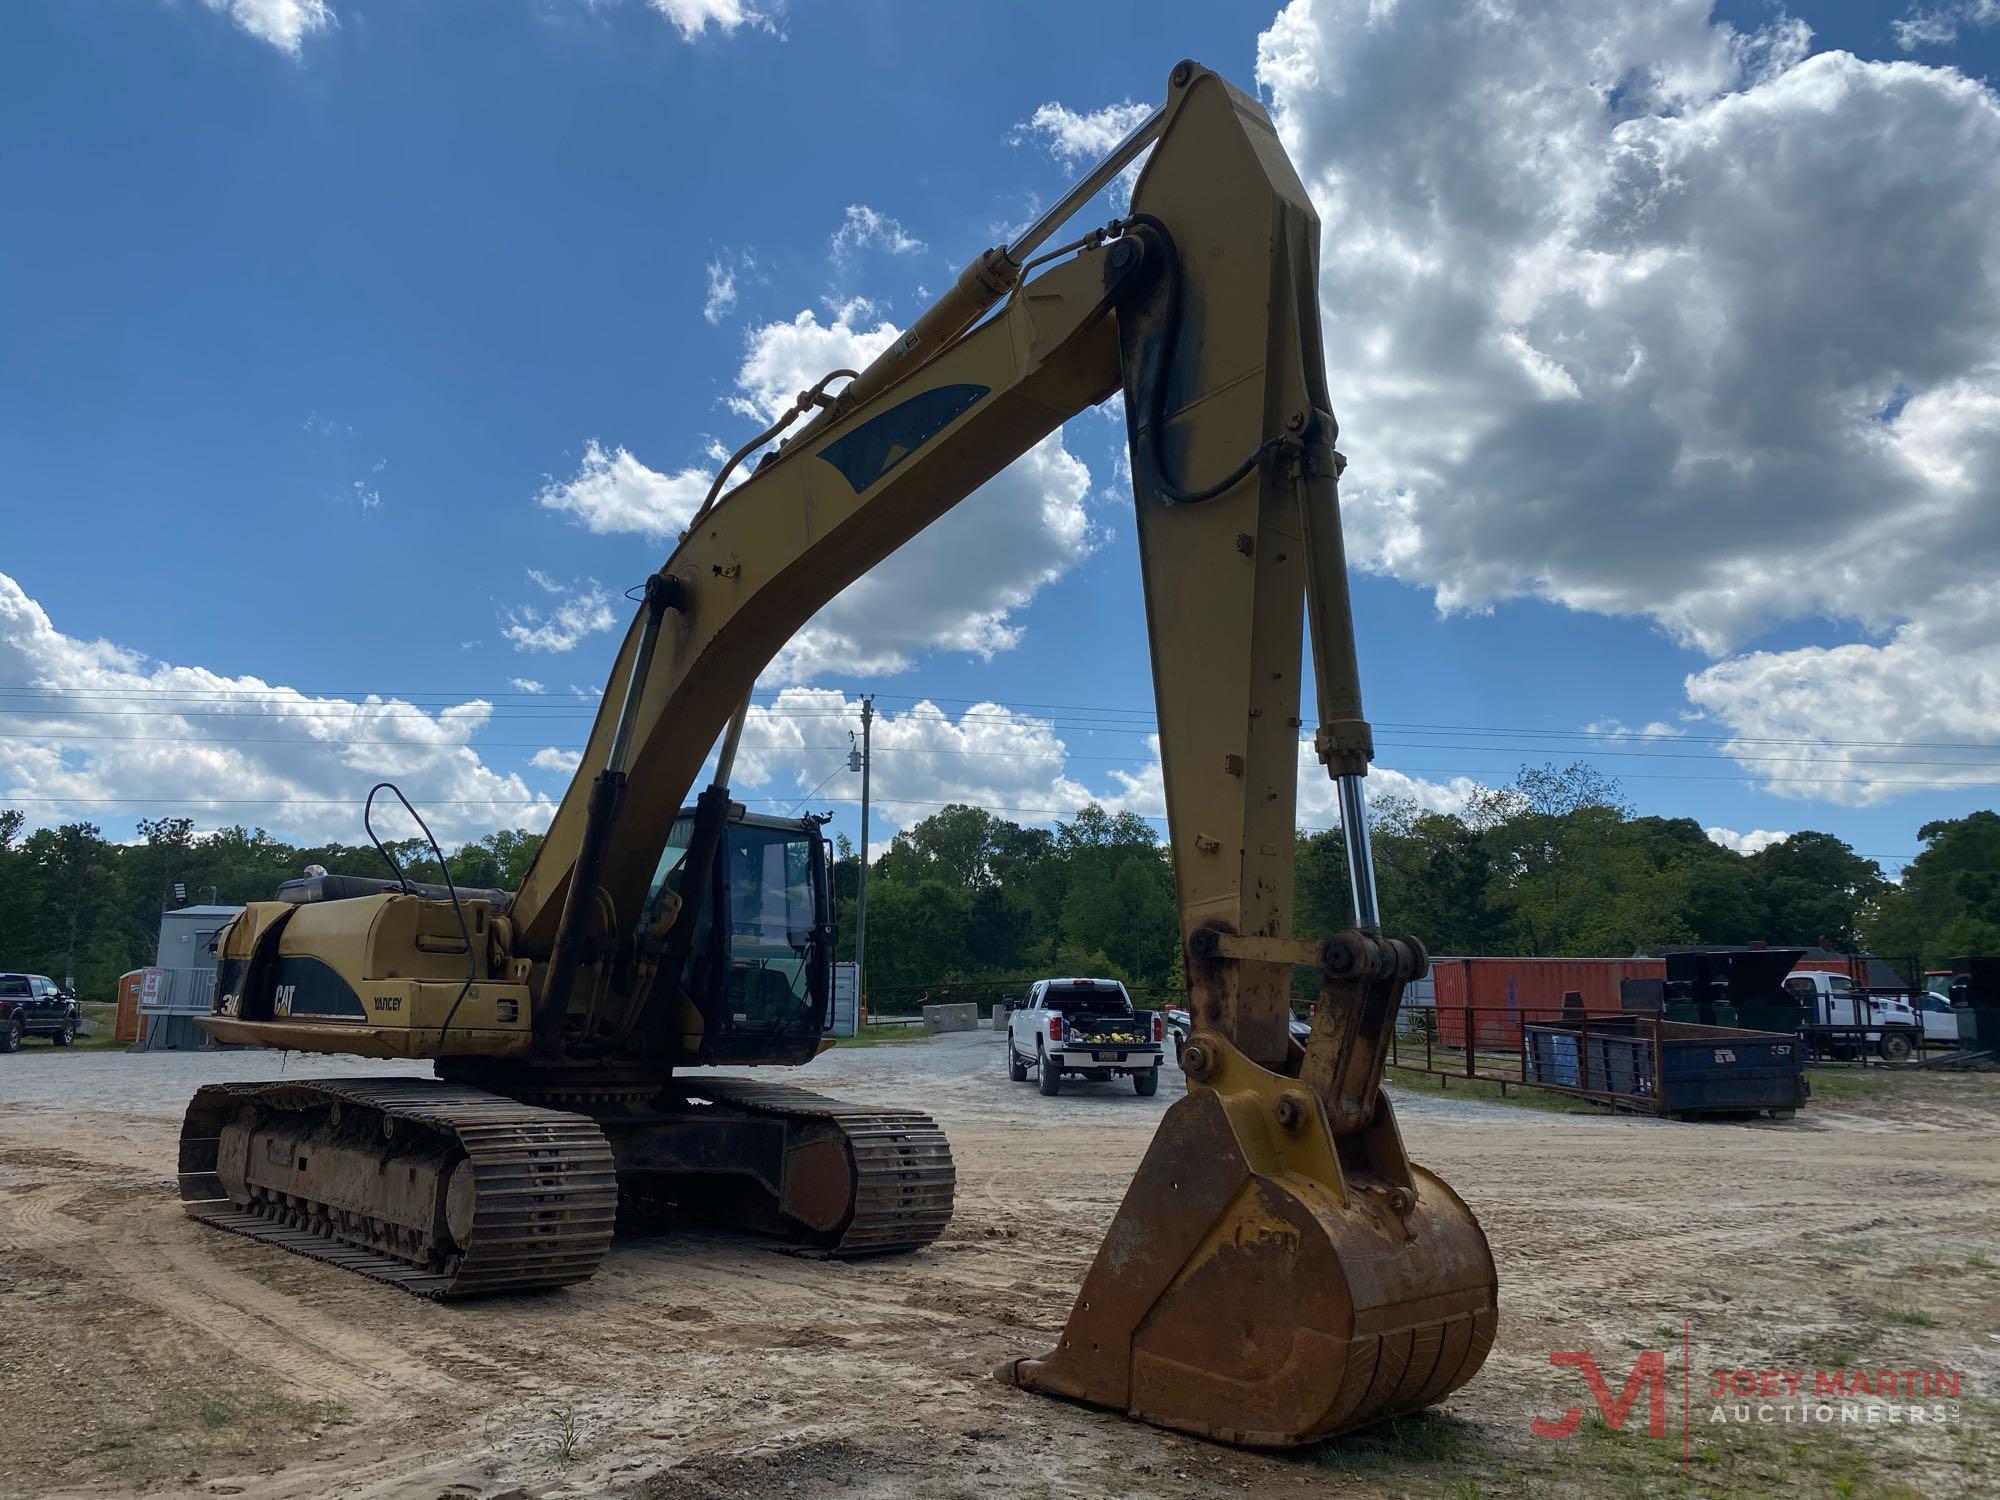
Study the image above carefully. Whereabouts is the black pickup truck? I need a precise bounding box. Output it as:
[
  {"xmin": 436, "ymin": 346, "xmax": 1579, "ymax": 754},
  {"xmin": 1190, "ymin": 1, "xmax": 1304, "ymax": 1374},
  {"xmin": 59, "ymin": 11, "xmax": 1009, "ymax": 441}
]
[{"xmin": 0, "ymin": 973, "xmax": 80, "ymax": 1052}]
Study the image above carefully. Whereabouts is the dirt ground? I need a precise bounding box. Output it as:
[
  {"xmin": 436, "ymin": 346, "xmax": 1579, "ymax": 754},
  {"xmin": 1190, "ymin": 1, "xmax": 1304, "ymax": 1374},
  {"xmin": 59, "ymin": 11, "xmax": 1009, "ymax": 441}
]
[{"xmin": 2, "ymin": 1032, "xmax": 1996, "ymax": 1500}]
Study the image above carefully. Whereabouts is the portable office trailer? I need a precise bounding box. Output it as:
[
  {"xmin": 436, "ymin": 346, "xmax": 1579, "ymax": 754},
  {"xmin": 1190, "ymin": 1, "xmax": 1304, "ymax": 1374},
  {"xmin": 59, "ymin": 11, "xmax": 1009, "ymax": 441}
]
[{"xmin": 139, "ymin": 904, "xmax": 241, "ymax": 1051}]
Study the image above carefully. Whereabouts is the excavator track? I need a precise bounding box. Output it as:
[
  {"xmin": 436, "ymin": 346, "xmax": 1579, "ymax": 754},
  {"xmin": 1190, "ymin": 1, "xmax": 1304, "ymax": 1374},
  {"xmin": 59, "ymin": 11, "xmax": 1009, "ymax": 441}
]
[
  {"xmin": 178, "ymin": 1078, "xmax": 617, "ymax": 1299},
  {"xmin": 664, "ymin": 1077, "xmax": 956, "ymax": 1255}
]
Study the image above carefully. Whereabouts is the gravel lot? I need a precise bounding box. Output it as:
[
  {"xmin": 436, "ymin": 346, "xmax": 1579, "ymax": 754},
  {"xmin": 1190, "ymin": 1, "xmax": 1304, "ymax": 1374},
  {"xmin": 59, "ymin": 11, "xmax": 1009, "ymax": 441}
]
[{"xmin": 3, "ymin": 1031, "xmax": 1997, "ymax": 1499}]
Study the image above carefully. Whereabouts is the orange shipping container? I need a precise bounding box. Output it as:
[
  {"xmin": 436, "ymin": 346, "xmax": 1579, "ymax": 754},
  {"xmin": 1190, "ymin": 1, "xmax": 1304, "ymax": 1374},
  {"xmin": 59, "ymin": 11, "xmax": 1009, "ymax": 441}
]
[{"xmin": 1429, "ymin": 957, "xmax": 1666, "ymax": 1049}]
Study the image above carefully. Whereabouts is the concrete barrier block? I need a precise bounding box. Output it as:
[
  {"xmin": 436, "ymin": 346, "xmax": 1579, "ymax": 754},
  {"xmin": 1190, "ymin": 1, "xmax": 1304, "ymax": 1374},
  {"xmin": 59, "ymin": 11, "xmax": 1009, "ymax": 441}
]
[{"xmin": 922, "ymin": 1002, "xmax": 978, "ymax": 1034}]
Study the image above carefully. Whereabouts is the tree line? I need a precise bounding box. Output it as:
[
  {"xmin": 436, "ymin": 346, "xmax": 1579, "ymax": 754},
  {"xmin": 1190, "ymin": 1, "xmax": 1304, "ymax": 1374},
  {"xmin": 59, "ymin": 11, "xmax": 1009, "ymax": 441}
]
[
  {"xmin": 832, "ymin": 765, "xmax": 1998, "ymax": 1005},
  {"xmin": 3, "ymin": 766, "xmax": 1994, "ymax": 1003}
]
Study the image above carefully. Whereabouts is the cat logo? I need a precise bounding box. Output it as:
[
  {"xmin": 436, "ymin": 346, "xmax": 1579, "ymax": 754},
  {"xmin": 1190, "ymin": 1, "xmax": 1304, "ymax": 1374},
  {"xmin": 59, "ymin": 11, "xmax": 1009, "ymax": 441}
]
[{"xmin": 274, "ymin": 984, "xmax": 296, "ymax": 1017}]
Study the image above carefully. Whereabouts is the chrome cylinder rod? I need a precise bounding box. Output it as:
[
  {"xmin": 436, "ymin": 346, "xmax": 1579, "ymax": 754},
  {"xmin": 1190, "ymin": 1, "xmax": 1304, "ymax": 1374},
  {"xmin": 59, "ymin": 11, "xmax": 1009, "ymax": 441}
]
[
  {"xmin": 1336, "ymin": 773, "xmax": 1381, "ymax": 932},
  {"xmin": 1009, "ymin": 102, "xmax": 1168, "ymax": 263},
  {"xmin": 711, "ymin": 695, "xmax": 752, "ymax": 790}
]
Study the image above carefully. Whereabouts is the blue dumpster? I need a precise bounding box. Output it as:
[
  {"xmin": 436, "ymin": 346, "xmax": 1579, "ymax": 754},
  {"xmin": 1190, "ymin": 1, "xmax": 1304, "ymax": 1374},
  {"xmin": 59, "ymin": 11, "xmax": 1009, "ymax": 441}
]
[{"xmin": 1522, "ymin": 1019, "xmax": 1805, "ymax": 1118}]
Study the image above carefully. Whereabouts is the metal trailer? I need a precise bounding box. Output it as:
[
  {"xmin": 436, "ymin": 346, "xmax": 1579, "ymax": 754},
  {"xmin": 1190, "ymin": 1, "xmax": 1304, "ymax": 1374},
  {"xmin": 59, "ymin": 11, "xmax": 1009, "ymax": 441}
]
[
  {"xmin": 1523, "ymin": 1017, "xmax": 1807, "ymax": 1119},
  {"xmin": 1390, "ymin": 1002, "xmax": 1807, "ymax": 1119}
]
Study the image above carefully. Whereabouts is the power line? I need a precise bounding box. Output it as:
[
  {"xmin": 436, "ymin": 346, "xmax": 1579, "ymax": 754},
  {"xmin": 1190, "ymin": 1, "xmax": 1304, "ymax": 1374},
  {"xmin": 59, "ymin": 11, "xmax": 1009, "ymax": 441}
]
[
  {"xmin": 786, "ymin": 758, "xmax": 851, "ymax": 815},
  {"xmin": 6, "ymin": 727, "xmax": 2000, "ymax": 775},
  {"xmin": 0, "ymin": 684, "xmax": 1990, "ymax": 753},
  {"xmin": 2, "ymin": 686, "xmax": 1996, "ymax": 754},
  {"xmin": 9, "ymin": 754, "xmax": 2000, "ymax": 810}
]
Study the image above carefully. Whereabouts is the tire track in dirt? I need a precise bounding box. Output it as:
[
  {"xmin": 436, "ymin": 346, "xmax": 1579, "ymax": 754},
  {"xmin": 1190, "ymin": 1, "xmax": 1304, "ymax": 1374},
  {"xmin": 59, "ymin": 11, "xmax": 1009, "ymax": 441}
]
[
  {"xmin": 99, "ymin": 1240, "xmax": 460, "ymax": 1412},
  {"xmin": 0, "ymin": 1181, "xmax": 95, "ymax": 1252}
]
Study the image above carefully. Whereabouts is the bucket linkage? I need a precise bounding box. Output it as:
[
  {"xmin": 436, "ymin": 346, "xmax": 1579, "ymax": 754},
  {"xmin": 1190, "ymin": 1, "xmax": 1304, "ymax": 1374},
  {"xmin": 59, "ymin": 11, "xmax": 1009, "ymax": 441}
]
[{"xmin": 999, "ymin": 927, "xmax": 1498, "ymax": 1447}]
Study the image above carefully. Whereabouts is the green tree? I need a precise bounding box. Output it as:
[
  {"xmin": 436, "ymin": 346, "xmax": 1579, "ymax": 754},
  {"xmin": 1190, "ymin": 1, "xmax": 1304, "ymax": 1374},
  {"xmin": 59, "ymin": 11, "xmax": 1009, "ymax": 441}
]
[
  {"xmin": 1749, "ymin": 831, "xmax": 1884, "ymax": 950},
  {"xmin": 875, "ymin": 804, "xmax": 1015, "ymax": 890},
  {"xmin": 1863, "ymin": 811, "xmax": 2000, "ymax": 964},
  {"xmin": 28, "ymin": 822, "xmax": 117, "ymax": 995}
]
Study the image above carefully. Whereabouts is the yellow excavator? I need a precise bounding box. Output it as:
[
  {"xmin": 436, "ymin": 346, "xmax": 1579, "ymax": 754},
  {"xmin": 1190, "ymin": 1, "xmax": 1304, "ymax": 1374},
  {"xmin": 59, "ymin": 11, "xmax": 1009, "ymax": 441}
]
[{"xmin": 182, "ymin": 61, "xmax": 1497, "ymax": 1447}]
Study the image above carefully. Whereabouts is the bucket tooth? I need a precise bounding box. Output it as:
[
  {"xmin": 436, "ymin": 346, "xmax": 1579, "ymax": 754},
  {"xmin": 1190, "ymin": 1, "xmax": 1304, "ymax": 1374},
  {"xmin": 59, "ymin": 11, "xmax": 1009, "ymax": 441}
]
[{"xmin": 998, "ymin": 1029, "xmax": 1497, "ymax": 1446}]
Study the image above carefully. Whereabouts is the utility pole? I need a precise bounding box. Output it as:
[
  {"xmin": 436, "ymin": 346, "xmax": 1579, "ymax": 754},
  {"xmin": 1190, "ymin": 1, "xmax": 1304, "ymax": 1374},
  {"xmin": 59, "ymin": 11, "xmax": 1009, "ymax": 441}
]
[{"xmin": 854, "ymin": 696, "xmax": 874, "ymax": 1019}]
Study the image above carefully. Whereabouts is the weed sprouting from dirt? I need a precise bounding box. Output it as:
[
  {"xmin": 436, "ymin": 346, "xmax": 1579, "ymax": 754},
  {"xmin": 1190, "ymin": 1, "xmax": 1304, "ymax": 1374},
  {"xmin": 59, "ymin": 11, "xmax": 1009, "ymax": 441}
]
[{"xmin": 550, "ymin": 1405, "xmax": 581, "ymax": 1463}]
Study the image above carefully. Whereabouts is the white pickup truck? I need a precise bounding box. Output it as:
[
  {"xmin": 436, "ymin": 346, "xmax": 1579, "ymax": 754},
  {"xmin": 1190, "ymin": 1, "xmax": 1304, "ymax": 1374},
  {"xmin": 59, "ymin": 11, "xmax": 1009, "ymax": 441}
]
[
  {"xmin": 1782, "ymin": 969, "xmax": 1924, "ymax": 1059},
  {"xmin": 1006, "ymin": 978, "xmax": 1164, "ymax": 1097}
]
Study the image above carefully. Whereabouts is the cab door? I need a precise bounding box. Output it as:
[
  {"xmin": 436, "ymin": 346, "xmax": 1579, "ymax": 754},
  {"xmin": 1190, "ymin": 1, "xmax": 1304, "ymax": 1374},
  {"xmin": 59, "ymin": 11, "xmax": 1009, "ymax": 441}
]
[
  {"xmin": 30, "ymin": 977, "xmax": 61, "ymax": 1029},
  {"xmin": 1917, "ymin": 992, "xmax": 1961, "ymax": 1044},
  {"xmin": 1783, "ymin": 974, "xmax": 1821, "ymax": 1024}
]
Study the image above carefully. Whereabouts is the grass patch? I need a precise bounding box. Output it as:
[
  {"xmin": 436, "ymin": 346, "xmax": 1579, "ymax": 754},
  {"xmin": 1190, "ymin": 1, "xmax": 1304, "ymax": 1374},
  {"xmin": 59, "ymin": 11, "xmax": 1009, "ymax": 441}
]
[
  {"xmin": 111, "ymin": 1387, "xmax": 349, "ymax": 1470},
  {"xmin": 1967, "ymin": 1251, "xmax": 1994, "ymax": 1272},
  {"xmin": 1545, "ymin": 1411, "xmax": 1933, "ymax": 1500},
  {"xmin": 1800, "ymin": 1327, "xmax": 1882, "ymax": 1368},
  {"xmin": 1800, "ymin": 1070, "xmax": 1897, "ymax": 1102},
  {"xmin": 8, "ymin": 1030, "xmax": 125, "ymax": 1053},
  {"xmin": 1315, "ymin": 1409, "xmax": 1472, "ymax": 1472},
  {"xmin": 1876, "ymin": 1302, "xmax": 1937, "ymax": 1328},
  {"xmin": 69, "ymin": 1029, "xmax": 129, "ymax": 1050},
  {"xmin": 1384, "ymin": 1064, "xmax": 1613, "ymax": 1115},
  {"xmin": 832, "ymin": 1022, "xmax": 933, "ymax": 1048}
]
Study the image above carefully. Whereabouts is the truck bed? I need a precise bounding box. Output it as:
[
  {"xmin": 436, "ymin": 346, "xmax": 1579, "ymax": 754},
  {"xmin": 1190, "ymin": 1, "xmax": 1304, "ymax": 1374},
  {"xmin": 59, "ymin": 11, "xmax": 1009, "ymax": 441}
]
[{"xmin": 1064, "ymin": 1013, "xmax": 1153, "ymax": 1046}]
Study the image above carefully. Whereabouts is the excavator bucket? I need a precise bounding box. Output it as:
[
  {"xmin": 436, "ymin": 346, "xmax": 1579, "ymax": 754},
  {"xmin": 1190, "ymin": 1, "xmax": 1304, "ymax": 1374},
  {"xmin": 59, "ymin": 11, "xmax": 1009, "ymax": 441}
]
[{"xmin": 1000, "ymin": 932, "xmax": 1498, "ymax": 1446}]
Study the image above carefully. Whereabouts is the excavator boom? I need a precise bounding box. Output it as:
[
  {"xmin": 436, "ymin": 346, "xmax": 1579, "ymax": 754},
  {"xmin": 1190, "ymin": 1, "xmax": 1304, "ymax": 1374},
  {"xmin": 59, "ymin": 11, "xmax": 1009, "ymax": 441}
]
[{"xmin": 185, "ymin": 60, "xmax": 1496, "ymax": 1445}]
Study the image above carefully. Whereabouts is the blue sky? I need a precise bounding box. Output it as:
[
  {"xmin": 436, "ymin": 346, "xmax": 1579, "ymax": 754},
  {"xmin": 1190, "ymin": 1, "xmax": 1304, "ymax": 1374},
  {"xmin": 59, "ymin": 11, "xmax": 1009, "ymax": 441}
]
[{"xmin": 3, "ymin": 0, "xmax": 1998, "ymax": 882}]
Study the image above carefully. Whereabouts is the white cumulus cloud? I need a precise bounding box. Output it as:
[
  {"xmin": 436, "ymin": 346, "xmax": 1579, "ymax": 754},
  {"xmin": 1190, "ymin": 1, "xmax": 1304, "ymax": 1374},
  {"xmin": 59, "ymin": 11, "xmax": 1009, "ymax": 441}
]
[
  {"xmin": 1092, "ymin": 732, "xmax": 1483, "ymax": 829},
  {"xmin": 530, "ymin": 746, "xmax": 584, "ymax": 774},
  {"xmin": 1584, "ymin": 719, "xmax": 1687, "ymax": 742},
  {"xmin": 648, "ymin": 0, "xmax": 768, "ymax": 38},
  {"xmin": 703, "ymin": 257, "xmax": 739, "ymax": 325},
  {"xmin": 1251, "ymin": 0, "xmax": 2000, "ymax": 804},
  {"xmin": 501, "ymin": 574, "xmax": 617, "ymax": 654},
  {"xmin": 830, "ymin": 205, "xmax": 926, "ymax": 261},
  {"xmin": 200, "ymin": 0, "xmax": 334, "ymax": 55},
  {"xmin": 536, "ymin": 440, "xmax": 712, "ymax": 542},
  {"xmin": 1013, "ymin": 100, "xmax": 1155, "ymax": 210},
  {"xmin": 1705, "ymin": 826, "xmax": 1792, "ymax": 855},
  {"xmin": 726, "ymin": 689, "xmax": 1094, "ymax": 840},
  {"xmin": 0, "ymin": 571, "xmax": 550, "ymax": 844},
  {"xmin": 1893, "ymin": 1, "xmax": 2000, "ymax": 50}
]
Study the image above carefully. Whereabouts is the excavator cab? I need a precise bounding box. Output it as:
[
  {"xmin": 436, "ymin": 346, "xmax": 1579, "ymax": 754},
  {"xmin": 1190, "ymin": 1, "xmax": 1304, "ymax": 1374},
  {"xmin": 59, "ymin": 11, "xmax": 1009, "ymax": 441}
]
[{"xmin": 644, "ymin": 806, "xmax": 835, "ymax": 1064}]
